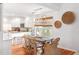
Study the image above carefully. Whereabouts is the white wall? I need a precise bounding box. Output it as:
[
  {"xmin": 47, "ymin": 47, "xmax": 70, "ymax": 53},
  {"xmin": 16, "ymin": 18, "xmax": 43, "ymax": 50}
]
[
  {"xmin": 0, "ymin": 4, "xmax": 2, "ymax": 54},
  {"xmin": 52, "ymin": 3, "xmax": 79, "ymax": 50}
]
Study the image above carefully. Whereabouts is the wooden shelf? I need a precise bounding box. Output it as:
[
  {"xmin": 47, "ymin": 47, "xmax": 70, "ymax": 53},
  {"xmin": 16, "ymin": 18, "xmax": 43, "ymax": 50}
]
[{"xmin": 34, "ymin": 25, "xmax": 52, "ymax": 27}]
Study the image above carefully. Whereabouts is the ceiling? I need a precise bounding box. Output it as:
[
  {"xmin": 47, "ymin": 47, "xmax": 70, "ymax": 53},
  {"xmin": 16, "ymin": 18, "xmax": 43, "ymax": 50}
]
[
  {"xmin": 2, "ymin": 3, "xmax": 63, "ymax": 17},
  {"xmin": 3, "ymin": 3, "xmax": 79, "ymax": 17}
]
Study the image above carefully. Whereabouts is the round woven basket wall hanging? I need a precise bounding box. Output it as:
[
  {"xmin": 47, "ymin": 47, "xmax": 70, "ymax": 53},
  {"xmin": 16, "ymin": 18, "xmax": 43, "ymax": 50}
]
[
  {"xmin": 54, "ymin": 20, "xmax": 62, "ymax": 29},
  {"xmin": 62, "ymin": 11, "xmax": 75, "ymax": 24}
]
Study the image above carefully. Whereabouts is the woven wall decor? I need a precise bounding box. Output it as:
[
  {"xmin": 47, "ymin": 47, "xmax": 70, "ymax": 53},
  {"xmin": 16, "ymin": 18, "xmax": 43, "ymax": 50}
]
[
  {"xmin": 62, "ymin": 11, "xmax": 75, "ymax": 24},
  {"xmin": 54, "ymin": 20, "xmax": 62, "ymax": 28}
]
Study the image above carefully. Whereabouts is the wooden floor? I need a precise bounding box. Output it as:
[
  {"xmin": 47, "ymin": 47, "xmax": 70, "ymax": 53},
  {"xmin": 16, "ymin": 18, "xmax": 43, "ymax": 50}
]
[{"xmin": 58, "ymin": 48, "xmax": 76, "ymax": 55}]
